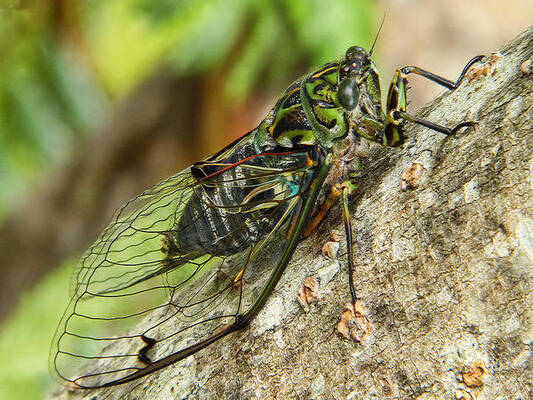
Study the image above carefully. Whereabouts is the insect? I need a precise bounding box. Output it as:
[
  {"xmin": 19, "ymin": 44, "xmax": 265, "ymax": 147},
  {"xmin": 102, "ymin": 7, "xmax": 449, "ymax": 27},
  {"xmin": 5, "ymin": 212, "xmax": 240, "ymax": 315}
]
[{"xmin": 50, "ymin": 42, "xmax": 483, "ymax": 388}]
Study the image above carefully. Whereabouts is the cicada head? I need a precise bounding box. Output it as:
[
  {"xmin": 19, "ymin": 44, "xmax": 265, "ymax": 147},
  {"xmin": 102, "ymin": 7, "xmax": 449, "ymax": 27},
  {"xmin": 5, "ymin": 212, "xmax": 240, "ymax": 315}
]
[
  {"xmin": 338, "ymin": 46, "xmax": 382, "ymax": 110},
  {"xmin": 336, "ymin": 46, "xmax": 388, "ymax": 144}
]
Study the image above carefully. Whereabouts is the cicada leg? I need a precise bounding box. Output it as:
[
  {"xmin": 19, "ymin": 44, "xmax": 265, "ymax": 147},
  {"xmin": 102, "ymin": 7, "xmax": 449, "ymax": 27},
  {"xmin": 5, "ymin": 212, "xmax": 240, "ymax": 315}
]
[
  {"xmin": 340, "ymin": 181, "xmax": 358, "ymax": 303},
  {"xmin": 400, "ymin": 55, "xmax": 485, "ymax": 90},
  {"xmin": 302, "ymin": 183, "xmax": 344, "ymax": 238},
  {"xmin": 304, "ymin": 180, "xmax": 359, "ymax": 303},
  {"xmin": 383, "ymin": 55, "xmax": 485, "ymax": 145}
]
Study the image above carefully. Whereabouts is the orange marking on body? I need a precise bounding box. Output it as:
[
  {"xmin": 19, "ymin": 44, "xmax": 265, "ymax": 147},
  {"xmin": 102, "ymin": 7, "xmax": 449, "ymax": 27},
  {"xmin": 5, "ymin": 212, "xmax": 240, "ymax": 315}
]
[
  {"xmin": 312, "ymin": 66, "xmax": 337, "ymax": 78},
  {"xmin": 285, "ymin": 87, "xmax": 299, "ymax": 96},
  {"xmin": 234, "ymin": 269, "xmax": 244, "ymax": 284},
  {"xmin": 305, "ymin": 154, "xmax": 315, "ymax": 167},
  {"xmin": 303, "ymin": 183, "xmax": 342, "ymax": 237}
]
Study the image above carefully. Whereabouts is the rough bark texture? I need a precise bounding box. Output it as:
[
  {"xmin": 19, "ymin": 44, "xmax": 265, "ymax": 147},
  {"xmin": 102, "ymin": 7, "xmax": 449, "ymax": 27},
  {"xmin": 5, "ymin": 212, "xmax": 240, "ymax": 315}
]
[{"xmin": 48, "ymin": 27, "xmax": 533, "ymax": 400}]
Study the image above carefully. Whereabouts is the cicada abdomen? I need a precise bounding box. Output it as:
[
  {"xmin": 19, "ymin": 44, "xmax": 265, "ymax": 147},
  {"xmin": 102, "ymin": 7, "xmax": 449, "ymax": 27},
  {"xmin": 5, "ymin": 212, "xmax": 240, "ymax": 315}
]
[{"xmin": 175, "ymin": 141, "xmax": 318, "ymax": 256}]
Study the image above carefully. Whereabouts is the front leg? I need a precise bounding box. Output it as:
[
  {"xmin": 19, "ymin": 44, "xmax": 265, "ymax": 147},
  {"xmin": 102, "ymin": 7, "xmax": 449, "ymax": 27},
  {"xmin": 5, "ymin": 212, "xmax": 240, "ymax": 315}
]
[
  {"xmin": 383, "ymin": 55, "xmax": 484, "ymax": 146},
  {"xmin": 400, "ymin": 55, "xmax": 484, "ymax": 90}
]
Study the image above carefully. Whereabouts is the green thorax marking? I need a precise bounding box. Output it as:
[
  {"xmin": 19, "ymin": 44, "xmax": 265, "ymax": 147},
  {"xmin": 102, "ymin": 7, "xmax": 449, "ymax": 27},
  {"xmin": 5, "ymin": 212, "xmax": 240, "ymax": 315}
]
[
  {"xmin": 267, "ymin": 84, "xmax": 317, "ymax": 147},
  {"xmin": 300, "ymin": 63, "xmax": 348, "ymax": 148},
  {"xmin": 256, "ymin": 62, "xmax": 350, "ymax": 149}
]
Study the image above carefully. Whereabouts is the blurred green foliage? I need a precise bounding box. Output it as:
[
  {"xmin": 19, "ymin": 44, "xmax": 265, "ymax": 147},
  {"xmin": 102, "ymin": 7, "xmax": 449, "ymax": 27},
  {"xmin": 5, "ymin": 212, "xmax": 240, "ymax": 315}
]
[
  {"xmin": 0, "ymin": 0, "xmax": 376, "ymax": 216},
  {"xmin": 0, "ymin": 8, "xmax": 105, "ymax": 216},
  {"xmin": 0, "ymin": 1, "xmax": 377, "ymax": 398},
  {"xmin": 83, "ymin": 0, "xmax": 376, "ymax": 97},
  {"xmin": 0, "ymin": 259, "xmax": 72, "ymax": 399}
]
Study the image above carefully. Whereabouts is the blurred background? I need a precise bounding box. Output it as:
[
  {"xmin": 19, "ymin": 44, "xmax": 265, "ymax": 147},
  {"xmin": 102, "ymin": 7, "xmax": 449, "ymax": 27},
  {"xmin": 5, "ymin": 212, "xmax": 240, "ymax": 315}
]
[{"xmin": 0, "ymin": 0, "xmax": 530, "ymax": 398}]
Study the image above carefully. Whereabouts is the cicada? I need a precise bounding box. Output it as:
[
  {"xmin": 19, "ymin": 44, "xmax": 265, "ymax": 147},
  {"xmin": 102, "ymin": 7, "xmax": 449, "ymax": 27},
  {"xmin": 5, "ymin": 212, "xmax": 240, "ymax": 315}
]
[{"xmin": 50, "ymin": 44, "xmax": 482, "ymax": 388}]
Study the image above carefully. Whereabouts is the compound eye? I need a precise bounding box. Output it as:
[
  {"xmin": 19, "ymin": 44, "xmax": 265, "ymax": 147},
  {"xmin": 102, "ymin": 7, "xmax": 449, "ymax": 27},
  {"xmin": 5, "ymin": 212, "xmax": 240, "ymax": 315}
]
[
  {"xmin": 345, "ymin": 46, "xmax": 365, "ymax": 59},
  {"xmin": 338, "ymin": 78, "xmax": 360, "ymax": 110}
]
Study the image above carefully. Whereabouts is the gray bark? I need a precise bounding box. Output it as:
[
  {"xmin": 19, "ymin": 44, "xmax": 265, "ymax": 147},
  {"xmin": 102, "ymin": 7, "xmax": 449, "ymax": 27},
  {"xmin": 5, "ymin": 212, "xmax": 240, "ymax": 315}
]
[{"xmin": 48, "ymin": 27, "xmax": 533, "ymax": 400}]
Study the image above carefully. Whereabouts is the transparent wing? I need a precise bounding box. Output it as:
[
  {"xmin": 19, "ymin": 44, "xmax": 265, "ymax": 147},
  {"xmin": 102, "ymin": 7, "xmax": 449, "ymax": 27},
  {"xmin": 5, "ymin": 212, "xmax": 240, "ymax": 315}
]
[{"xmin": 50, "ymin": 146, "xmax": 320, "ymax": 388}]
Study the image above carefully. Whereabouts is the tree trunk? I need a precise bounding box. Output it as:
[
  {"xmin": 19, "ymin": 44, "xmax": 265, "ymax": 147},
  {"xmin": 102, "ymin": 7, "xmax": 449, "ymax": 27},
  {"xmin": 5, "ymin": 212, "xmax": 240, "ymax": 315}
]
[{"xmin": 48, "ymin": 27, "xmax": 533, "ymax": 400}]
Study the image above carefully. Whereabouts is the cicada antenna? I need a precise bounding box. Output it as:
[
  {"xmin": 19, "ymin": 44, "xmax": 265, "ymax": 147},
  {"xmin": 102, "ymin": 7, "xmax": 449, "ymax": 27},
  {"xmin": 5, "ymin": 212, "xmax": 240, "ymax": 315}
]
[{"xmin": 369, "ymin": 12, "xmax": 387, "ymax": 57}]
